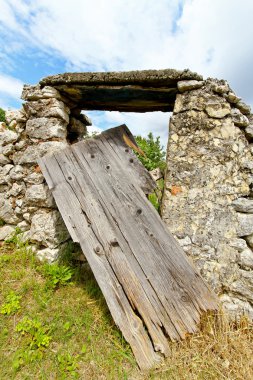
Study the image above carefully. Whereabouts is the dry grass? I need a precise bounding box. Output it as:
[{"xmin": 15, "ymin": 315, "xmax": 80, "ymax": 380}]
[{"xmin": 0, "ymin": 236, "xmax": 253, "ymax": 379}]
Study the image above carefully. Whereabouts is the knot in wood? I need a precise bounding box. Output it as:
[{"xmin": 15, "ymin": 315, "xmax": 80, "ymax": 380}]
[
  {"xmin": 136, "ymin": 208, "xmax": 142, "ymax": 215},
  {"xmin": 94, "ymin": 246, "xmax": 101, "ymax": 254},
  {"xmin": 109, "ymin": 238, "xmax": 119, "ymax": 247}
]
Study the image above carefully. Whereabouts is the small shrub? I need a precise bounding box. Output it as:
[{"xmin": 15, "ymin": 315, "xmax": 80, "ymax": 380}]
[
  {"xmin": 57, "ymin": 352, "xmax": 79, "ymax": 378},
  {"xmin": 0, "ymin": 107, "xmax": 6, "ymax": 123},
  {"xmin": 0, "ymin": 291, "xmax": 21, "ymax": 315},
  {"xmin": 16, "ymin": 317, "xmax": 51, "ymax": 349},
  {"xmin": 134, "ymin": 132, "xmax": 166, "ymax": 171},
  {"xmin": 41, "ymin": 263, "xmax": 74, "ymax": 289}
]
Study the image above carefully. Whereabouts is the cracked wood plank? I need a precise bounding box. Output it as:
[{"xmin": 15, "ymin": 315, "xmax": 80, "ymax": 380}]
[{"xmin": 38, "ymin": 125, "xmax": 218, "ymax": 370}]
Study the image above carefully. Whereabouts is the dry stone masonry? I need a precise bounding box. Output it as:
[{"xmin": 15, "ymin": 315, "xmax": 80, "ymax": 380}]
[
  {"xmin": 0, "ymin": 84, "xmax": 91, "ymax": 261},
  {"xmin": 0, "ymin": 68, "xmax": 253, "ymax": 319},
  {"xmin": 162, "ymin": 77, "xmax": 253, "ymax": 319}
]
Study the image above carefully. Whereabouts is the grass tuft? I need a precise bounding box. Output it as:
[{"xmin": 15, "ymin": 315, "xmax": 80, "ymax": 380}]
[{"xmin": 0, "ymin": 235, "xmax": 253, "ymax": 379}]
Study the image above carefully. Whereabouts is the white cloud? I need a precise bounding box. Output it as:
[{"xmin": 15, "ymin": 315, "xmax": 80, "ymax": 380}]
[
  {"xmin": 0, "ymin": 0, "xmax": 253, "ymax": 140},
  {"xmin": 0, "ymin": 73, "xmax": 23, "ymax": 99}
]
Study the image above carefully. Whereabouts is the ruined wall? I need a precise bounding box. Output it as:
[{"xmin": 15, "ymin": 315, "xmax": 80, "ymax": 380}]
[
  {"xmin": 1, "ymin": 70, "xmax": 253, "ymax": 319},
  {"xmin": 162, "ymin": 79, "xmax": 253, "ymax": 319},
  {"xmin": 0, "ymin": 85, "xmax": 89, "ymax": 261}
]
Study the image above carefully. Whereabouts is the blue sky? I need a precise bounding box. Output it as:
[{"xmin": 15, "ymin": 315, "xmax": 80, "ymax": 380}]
[{"xmin": 0, "ymin": 0, "xmax": 253, "ymax": 146}]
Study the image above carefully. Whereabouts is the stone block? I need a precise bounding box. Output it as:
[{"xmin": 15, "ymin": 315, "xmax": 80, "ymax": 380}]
[
  {"xmin": 24, "ymin": 98, "xmax": 70, "ymax": 123},
  {"xmin": 29, "ymin": 210, "xmax": 70, "ymax": 248},
  {"xmin": 0, "ymin": 154, "xmax": 10, "ymax": 165},
  {"xmin": 236, "ymin": 213, "xmax": 253, "ymax": 236},
  {"xmin": 232, "ymin": 198, "xmax": 253, "ymax": 213},
  {"xmin": 205, "ymin": 100, "xmax": 231, "ymax": 118},
  {"xmin": 231, "ymin": 108, "xmax": 249, "ymax": 127},
  {"xmin": 235, "ymin": 101, "xmax": 251, "ymax": 115},
  {"xmin": 229, "ymin": 238, "xmax": 248, "ymax": 252},
  {"xmin": 225, "ymin": 92, "xmax": 241, "ymax": 104},
  {"xmin": 13, "ymin": 141, "xmax": 68, "ymax": 165},
  {"xmin": 245, "ymin": 125, "xmax": 253, "ymax": 139},
  {"xmin": 0, "ymin": 225, "xmax": 15, "ymax": 240},
  {"xmin": 9, "ymin": 165, "xmax": 25, "ymax": 181},
  {"xmin": 239, "ymin": 248, "xmax": 253, "ymax": 269},
  {"xmin": 21, "ymin": 85, "xmax": 62, "ymax": 101},
  {"xmin": 25, "ymin": 184, "xmax": 55, "ymax": 207},
  {"xmin": 24, "ymin": 171, "xmax": 45, "ymax": 185},
  {"xmin": 7, "ymin": 182, "xmax": 26, "ymax": 197},
  {"xmin": 0, "ymin": 198, "xmax": 20, "ymax": 224},
  {"xmin": 177, "ymin": 80, "xmax": 204, "ymax": 92},
  {"xmin": 5, "ymin": 109, "xmax": 27, "ymax": 124},
  {"xmin": 0, "ymin": 128, "xmax": 19, "ymax": 146},
  {"xmin": 26, "ymin": 117, "xmax": 67, "ymax": 139},
  {"xmin": 0, "ymin": 164, "xmax": 14, "ymax": 184}
]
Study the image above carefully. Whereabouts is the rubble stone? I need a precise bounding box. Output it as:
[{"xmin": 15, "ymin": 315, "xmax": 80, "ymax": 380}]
[
  {"xmin": 26, "ymin": 117, "xmax": 67, "ymax": 139},
  {"xmin": 29, "ymin": 210, "xmax": 70, "ymax": 248},
  {"xmin": 0, "ymin": 225, "xmax": 15, "ymax": 240},
  {"xmin": 177, "ymin": 80, "xmax": 204, "ymax": 92},
  {"xmin": 24, "ymin": 184, "xmax": 55, "ymax": 207},
  {"xmin": 23, "ymin": 98, "xmax": 70, "ymax": 123}
]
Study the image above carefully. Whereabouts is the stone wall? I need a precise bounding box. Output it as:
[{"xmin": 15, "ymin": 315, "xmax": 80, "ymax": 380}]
[
  {"xmin": 1, "ymin": 70, "xmax": 253, "ymax": 319},
  {"xmin": 162, "ymin": 78, "xmax": 253, "ymax": 319},
  {"xmin": 0, "ymin": 85, "xmax": 90, "ymax": 261}
]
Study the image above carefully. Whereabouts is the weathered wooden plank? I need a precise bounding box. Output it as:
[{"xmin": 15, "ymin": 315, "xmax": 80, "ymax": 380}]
[{"xmin": 38, "ymin": 125, "xmax": 218, "ymax": 370}]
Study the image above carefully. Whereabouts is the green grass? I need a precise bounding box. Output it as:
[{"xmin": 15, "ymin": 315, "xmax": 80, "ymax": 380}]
[
  {"xmin": 0, "ymin": 237, "xmax": 135, "ymax": 379},
  {"xmin": 1, "ymin": 234, "xmax": 253, "ymax": 379}
]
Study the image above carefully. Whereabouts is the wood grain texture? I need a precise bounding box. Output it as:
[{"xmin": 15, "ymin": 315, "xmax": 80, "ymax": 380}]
[{"xmin": 38, "ymin": 125, "xmax": 218, "ymax": 370}]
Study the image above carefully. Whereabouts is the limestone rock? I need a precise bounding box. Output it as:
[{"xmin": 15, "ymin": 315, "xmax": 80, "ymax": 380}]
[
  {"xmin": 0, "ymin": 225, "xmax": 15, "ymax": 240},
  {"xmin": 9, "ymin": 165, "xmax": 25, "ymax": 181},
  {"xmin": 21, "ymin": 85, "xmax": 62, "ymax": 101},
  {"xmin": 0, "ymin": 164, "xmax": 14, "ymax": 184},
  {"xmin": 7, "ymin": 182, "xmax": 26, "ymax": 197},
  {"xmin": 236, "ymin": 213, "xmax": 253, "ymax": 236},
  {"xmin": 0, "ymin": 128, "xmax": 19, "ymax": 145},
  {"xmin": 239, "ymin": 248, "xmax": 253, "ymax": 269},
  {"xmin": 232, "ymin": 198, "xmax": 253, "ymax": 213},
  {"xmin": 23, "ymin": 98, "xmax": 70, "ymax": 123},
  {"xmin": 14, "ymin": 140, "xmax": 27, "ymax": 151},
  {"xmin": 17, "ymin": 220, "xmax": 30, "ymax": 232},
  {"xmin": 0, "ymin": 198, "xmax": 20, "ymax": 224},
  {"xmin": 241, "ymin": 160, "xmax": 253, "ymax": 171},
  {"xmin": 219, "ymin": 294, "xmax": 253, "ymax": 320},
  {"xmin": 29, "ymin": 210, "xmax": 70, "ymax": 248},
  {"xmin": 36, "ymin": 243, "xmax": 70, "ymax": 263},
  {"xmin": 13, "ymin": 141, "xmax": 68, "ymax": 165},
  {"xmin": 24, "ymin": 171, "xmax": 45, "ymax": 185},
  {"xmin": 245, "ymin": 125, "xmax": 253, "ymax": 139},
  {"xmin": 235, "ymin": 101, "xmax": 251, "ymax": 115},
  {"xmin": 205, "ymin": 100, "xmax": 231, "ymax": 118},
  {"xmin": 25, "ymin": 184, "xmax": 55, "ymax": 207},
  {"xmin": 245, "ymin": 234, "xmax": 253, "ymax": 248},
  {"xmin": 229, "ymin": 238, "xmax": 248, "ymax": 252},
  {"xmin": 1, "ymin": 143, "xmax": 15, "ymax": 156},
  {"xmin": 231, "ymin": 108, "xmax": 249, "ymax": 127},
  {"xmin": 225, "ymin": 92, "xmax": 241, "ymax": 104},
  {"xmin": 177, "ymin": 80, "xmax": 204, "ymax": 92},
  {"xmin": 174, "ymin": 94, "xmax": 206, "ymax": 113},
  {"xmin": 0, "ymin": 154, "xmax": 10, "ymax": 165},
  {"xmin": 5, "ymin": 109, "xmax": 27, "ymax": 124},
  {"xmin": 26, "ymin": 117, "xmax": 67, "ymax": 139},
  {"xmin": 212, "ymin": 83, "xmax": 229, "ymax": 94}
]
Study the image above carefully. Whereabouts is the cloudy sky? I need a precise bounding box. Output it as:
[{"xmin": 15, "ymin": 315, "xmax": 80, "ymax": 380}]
[{"xmin": 0, "ymin": 0, "xmax": 252, "ymax": 146}]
